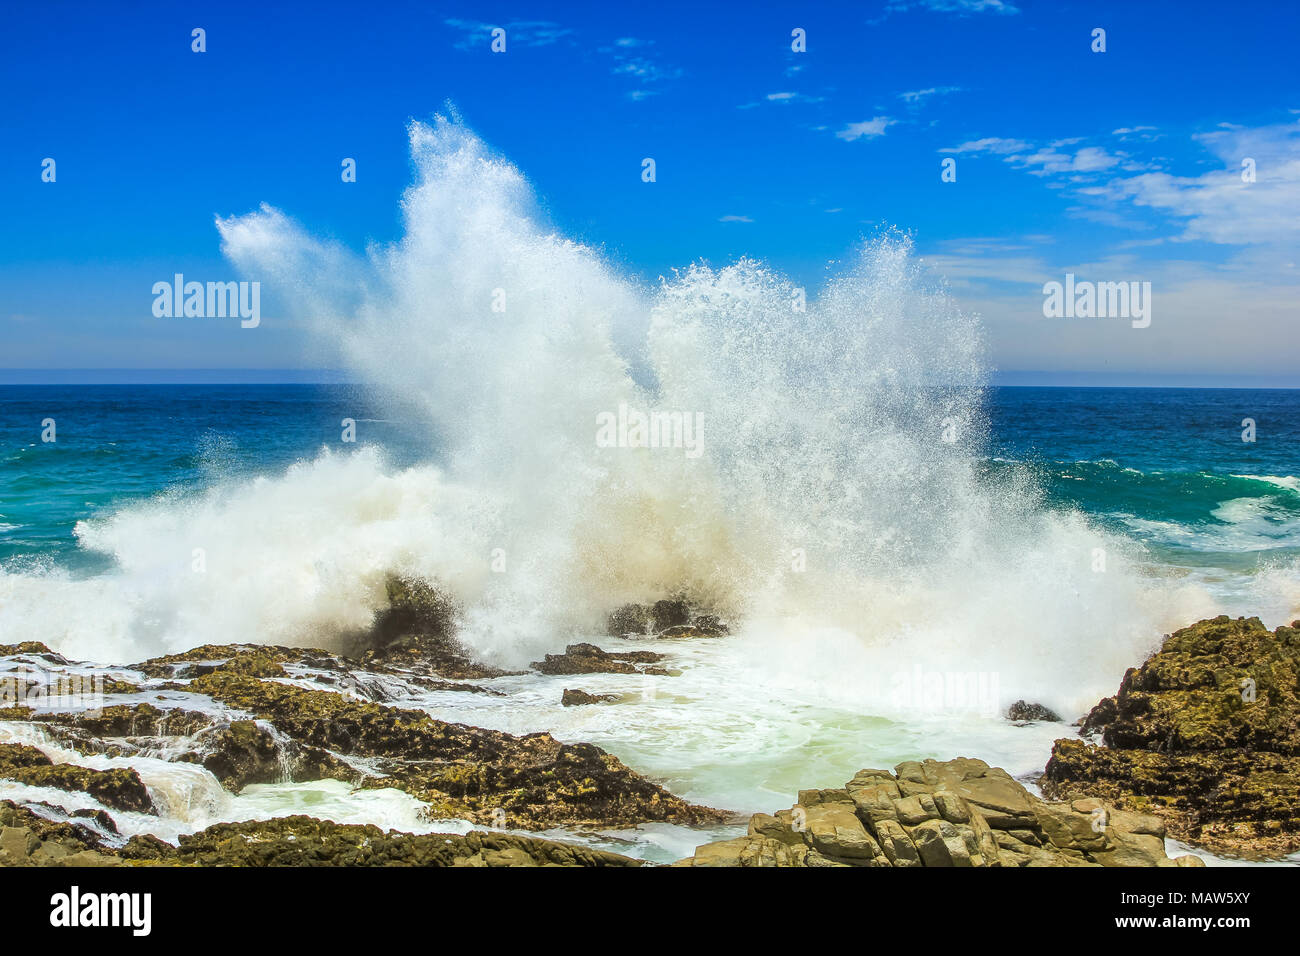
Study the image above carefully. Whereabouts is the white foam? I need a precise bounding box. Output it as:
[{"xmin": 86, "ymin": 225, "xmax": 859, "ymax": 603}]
[{"xmin": 0, "ymin": 116, "xmax": 1232, "ymax": 695}]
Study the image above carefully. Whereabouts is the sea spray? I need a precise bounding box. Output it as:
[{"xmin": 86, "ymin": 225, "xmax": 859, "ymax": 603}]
[{"xmin": 0, "ymin": 115, "xmax": 1215, "ymax": 717}]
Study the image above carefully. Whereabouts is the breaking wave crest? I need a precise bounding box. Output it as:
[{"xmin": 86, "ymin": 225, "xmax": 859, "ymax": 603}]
[{"xmin": 0, "ymin": 116, "xmax": 1227, "ymax": 714}]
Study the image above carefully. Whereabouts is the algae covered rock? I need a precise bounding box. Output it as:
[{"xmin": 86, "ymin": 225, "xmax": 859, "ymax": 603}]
[
  {"xmin": 186, "ymin": 671, "xmax": 724, "ymax": 829},
  {"xmin": 0, "ymin": 743, "xmax": 153, "ymax": 814},
  {"xmin": 164, "ymin": 816, "xmax": 644, "ymax": 867},
  {"xmin": 1007, "ymin": 700, "xmax": 1061, "ymax": 722},
  {"xmin": 1043, "ymin": 615, "xmax": 1300, "ymax": 858},
  {"xmin": 561, "ymin": 688, "xmax": 619, "ymax": 706},
  {"xmin": 531, "ymin": 643, "xmax": 670, "ymax": 676}
]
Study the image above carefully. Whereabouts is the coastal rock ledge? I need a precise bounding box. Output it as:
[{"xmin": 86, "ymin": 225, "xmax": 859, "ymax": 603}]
[
  {"xmin": 1043, "ymin": 615, "xmax": 1300, "ymax": 859},
  {"xmin": 677, "ymin": 757, "xmax": 1203, "ymax": 867}
]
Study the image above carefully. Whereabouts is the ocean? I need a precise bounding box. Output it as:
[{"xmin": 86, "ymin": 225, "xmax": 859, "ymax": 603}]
[
  {"xmin": 2, "ymin": 119, "xmax": 1298, "ymax": 862},
  {"xmin": 2, "ymin": 382, "xmax": 1297, "ymax": 862},
  {"xmin": 5, "ymin": 383, "xmax": 1298, "ymax": 585}
]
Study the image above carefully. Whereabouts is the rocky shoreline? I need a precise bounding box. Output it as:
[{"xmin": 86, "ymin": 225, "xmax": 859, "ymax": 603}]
[
  {"xmin": 2, "ymin": 592, "xmax": 1297, "ymax": 867},
  {"xmin": 1042, "ymin": 615, "xmax": 1300, "ymax": 860}
]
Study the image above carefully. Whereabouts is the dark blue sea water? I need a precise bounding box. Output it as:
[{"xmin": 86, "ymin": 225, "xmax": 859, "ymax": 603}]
[{"xmin": 2, "ymin": 384, "xmax": 1299, "ymax": 576}]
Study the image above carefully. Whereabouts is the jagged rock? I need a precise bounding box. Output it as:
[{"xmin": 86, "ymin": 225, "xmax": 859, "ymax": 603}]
[
  {"xmin": 0, "ymin": 744, "xmax": 153, "ymax": 814},
  {"xmin": 677, "ymin": 757, "xmax": 1195, "ymax": 867},
  {"xmin": 561, "ymin": 689, "xmax": 619, "ymax": 706},
  {"xmin": 31, "ymin": 702, "xmax": 214, "ymax": 739},
  {"xmin": 1043, "ymin": 615, "xmax": 1300, "ymax": 859},
  {"xmin": 0, "ymin": 642, "xmax": 60, "ymax": 658},
  {"xmin": 335, "ymin": 576, "xmax": 519, "ymax": 680},
  {"xmin": 607, "ymin": 604, "xmax": 651, "ymax": 636},
  {"xmin": 531, "ymin": 643, "xmax": 670, "ymax": 676},
  {"xmin": 650, "ymin": 599, "xmax": 690, "ymax": 632},
  {"xmin": 177, "ymin": 719, "xmax": 354, "ymax": 792},
  {"xmin": 135, "ymin": 643, "xmax": 296, "ymax": 679},
  {"xmin": 185, "ymin": 671, "xmax": 724, "ymax": 829},
  {"xmin": 1008, "ymin": 700, "xmax": 1061, "ymax": 722},
  {"xmin": 605, "ymin": 601, "xmax": 729, "ymax": 639}
]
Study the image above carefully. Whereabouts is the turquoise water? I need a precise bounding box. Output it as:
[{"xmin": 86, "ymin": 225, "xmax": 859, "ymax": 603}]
[{"xmin": 4, "ymin": 384, "xmax": 1298, "ymax": 576}]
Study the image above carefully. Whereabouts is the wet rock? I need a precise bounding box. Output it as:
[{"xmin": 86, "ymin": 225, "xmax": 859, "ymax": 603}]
[
  {"xmin": 1008, "ymin": 700, "xmax": 1061, "ymax": 722},
  {"xmin": 0, "ymin": 642, "xmax": 59, "ymax": 658},
  {"xmin": 0, "ymin": 744, "xmax": 153, "ymax": 814},
  {"xmin": 176, "ymin": 719, "xmax": 354, "ymax": 792},
  {"xmin": 118, "ymin": 832, "xmax": 175, "ymax": 862},
  {"xmin": 344, "ymin": 577, "xmax": 517, "ymax": 680},
  {"xmin": 359, "ymin": 631, "xmax": 519, "ymax": 680},
  {"xmin": 678, "ymin": 757, "xmax": 1194, "ymax": 867},
  {"xmin": 32, "ymin": 702, "xmax": 214, "ymax": 739},
  {"xmin": 135, "ymin": 644, "xmax": 296, "ymax": 679},
  {"xmin": 607, "ymin": 604, "xmax": 651, "ymax": 636},
  {"xmin": 0, "ymin": 801, "xmax": 117, "ymax": 852},
  {"xmin": 531, "ymin": 643, "xmax": 670, "ymax": 676},
  {"xmin": 164, "ymin": 817, "xmax": 643, "ymax": 867},
  {"xmin": 650, "ymin": 599, "xmax": 690, "ymax": 632},
  {"xmin": 185, "ymin": 671, "xmax": 725, "ymax": 829},
  {"xmin": 561, "ymin": 689, "xmax": 619, "ymax": 706},
  {"xmin": 1043, "ymin": 615, "xmax": 1300, "ymax": 859}
]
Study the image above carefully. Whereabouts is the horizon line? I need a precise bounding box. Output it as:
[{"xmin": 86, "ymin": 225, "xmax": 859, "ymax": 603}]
[{"xmin": 2, "ymin": 369, "xmax": 1300, "ymax": 389}]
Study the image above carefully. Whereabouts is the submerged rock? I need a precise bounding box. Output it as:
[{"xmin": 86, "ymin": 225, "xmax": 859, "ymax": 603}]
[
  {"xmin": 678, "ymin": 757, "xmax": 1200, "ymax": 868},
  {"xmin": 1007, "ymin": 700, "xmax": 1061, "ymax": 723},
  {"xmin": 561, "ymin": 688, "xmax": 620, "ymax": 706},
  {"xmin": 1042, "ymin": 615, "xmax": 1300, "ymax": 859},
  {"xmin": 531, "ymin": 643, "xmax": 671, "ymax": 676}
]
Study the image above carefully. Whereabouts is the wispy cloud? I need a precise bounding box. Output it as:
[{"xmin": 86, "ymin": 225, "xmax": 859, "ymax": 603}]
[
  {"xmin": 878, "ymin": 0, "xmax": 1019, "ymax": 20},
  {"xmin": 758, "ymin": 91, "xmax": 826, "ymax": 106},
  {"xmin": 942, "ymin": 119, "xmax": 1300, "ymax": 245},
  {"xmin": 835, "ymin": 117, "xmax": 896, "ymax": 141},
  {"xmin": 940, "ymin": 136, "xmax": 1031, "ymax": 155},
  {"xmin": 443, "ymin": 18, "xmax": 573, "ymax": 50},
  {"xmin": 719, "ymin": 215, "xmax": 754, "ymax": 223},
  {"xmin": 600, "ymin": 36, "xmax": 682, "ymax": 100},
  {"xmin": 1081, "ymin": 120, "xmax": 1300, "ymax": 244},
  {"xmin": 899, "ymin": 86, "xmax": 963, "ymax": 106}
]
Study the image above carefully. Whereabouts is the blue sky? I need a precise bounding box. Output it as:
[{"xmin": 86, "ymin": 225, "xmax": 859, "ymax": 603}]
[{"xmin": 2, "ymin": 0, "xmax": 1297, "ymax": 384}]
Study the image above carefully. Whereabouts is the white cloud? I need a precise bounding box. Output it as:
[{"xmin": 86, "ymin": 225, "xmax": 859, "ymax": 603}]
[
  {"xmin": 719, "ymin": 215, "xmax": 754, "ymax": 223},
  {"xmin": 940, "ymin": 137, "xmax": 1031, "ymax": 155},
  {"xmin": 1087, "ymin": 120, "xmax": 1300, "ymax": 244},
  {"xmin": 899, "ymin": 86, "xmax": 963, "ymax": 106},
  {"xmin": 835, "ymin": 117, "xmax": 896, "ymax": 141}
]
